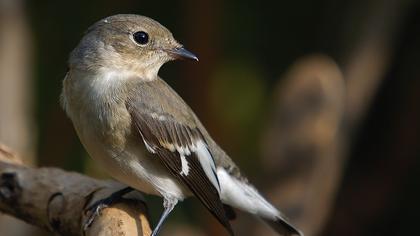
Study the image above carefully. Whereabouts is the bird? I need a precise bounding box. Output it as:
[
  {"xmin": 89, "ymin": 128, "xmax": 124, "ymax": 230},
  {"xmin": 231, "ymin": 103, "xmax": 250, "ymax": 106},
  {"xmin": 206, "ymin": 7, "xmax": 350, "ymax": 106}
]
[{"xmin": 61, "ymin": 14, "xmax": 302, "ymax": 236}]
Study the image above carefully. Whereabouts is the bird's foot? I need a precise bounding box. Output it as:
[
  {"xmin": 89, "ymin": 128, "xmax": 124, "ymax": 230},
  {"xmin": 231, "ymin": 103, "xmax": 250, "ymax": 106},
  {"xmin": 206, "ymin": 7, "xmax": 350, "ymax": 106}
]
[
  {"xmin": 83, "ymin": 187, "xmax": 134, "ymax": 230},
  {"xmin": 83, "ymin": 196, "xmax": 115, "ymax": 230}
]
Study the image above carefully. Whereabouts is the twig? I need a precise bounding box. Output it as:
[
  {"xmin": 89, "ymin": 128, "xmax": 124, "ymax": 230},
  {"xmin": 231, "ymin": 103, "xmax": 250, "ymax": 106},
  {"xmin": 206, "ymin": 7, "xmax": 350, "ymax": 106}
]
[{"xmin": 0, "ymin": 144, "xmax": 151, "ymax": 236}]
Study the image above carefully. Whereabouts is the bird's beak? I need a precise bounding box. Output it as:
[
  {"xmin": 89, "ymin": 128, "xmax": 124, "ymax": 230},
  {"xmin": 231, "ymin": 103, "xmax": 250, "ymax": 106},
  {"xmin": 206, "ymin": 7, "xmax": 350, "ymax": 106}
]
[{"xmin": 166, "ymin": 47, "xmax": 199, "ymax": 61}]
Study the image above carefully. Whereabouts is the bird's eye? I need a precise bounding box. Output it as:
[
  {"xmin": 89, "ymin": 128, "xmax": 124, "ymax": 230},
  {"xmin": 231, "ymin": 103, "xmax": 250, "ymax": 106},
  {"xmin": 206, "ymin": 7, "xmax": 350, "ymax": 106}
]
[{"xmin": 133, "ymin": 31, "xmax": 149, "ymax": 45}]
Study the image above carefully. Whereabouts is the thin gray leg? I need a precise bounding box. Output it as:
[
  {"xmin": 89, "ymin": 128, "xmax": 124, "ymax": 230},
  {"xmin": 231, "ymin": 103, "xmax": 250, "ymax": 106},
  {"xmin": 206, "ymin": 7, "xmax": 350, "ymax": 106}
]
[{"xmin": 151, "ymin": 198, "xmax": 178, "ymax": 236}]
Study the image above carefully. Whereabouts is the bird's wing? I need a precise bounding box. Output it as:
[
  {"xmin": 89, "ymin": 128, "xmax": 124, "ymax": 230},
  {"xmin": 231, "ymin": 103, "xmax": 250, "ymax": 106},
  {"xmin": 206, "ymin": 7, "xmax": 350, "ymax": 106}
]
[{"xmin": 126, "ymin": 88, "xmax": 233, "ymax": 234}]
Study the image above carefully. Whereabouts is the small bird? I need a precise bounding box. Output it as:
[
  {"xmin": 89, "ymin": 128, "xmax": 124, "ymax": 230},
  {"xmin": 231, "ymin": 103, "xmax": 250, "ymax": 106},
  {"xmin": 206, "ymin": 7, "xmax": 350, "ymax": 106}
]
[{"xmin": 61, "ymin": 14, "xmax": 302, "ymax": 236}]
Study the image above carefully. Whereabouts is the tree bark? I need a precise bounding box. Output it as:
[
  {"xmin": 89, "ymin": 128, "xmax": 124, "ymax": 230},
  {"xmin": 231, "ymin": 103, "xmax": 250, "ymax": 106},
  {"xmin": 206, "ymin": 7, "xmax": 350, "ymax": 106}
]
[{"xmin": 0, "ymin": 144, "xmax": 151, "ymax": 236}]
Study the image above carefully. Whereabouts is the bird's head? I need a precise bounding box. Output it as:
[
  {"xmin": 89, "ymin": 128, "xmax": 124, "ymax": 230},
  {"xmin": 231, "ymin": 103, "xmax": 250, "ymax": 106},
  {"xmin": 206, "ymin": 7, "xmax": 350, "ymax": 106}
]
[{"xmin": 69, "ymin": 14, "xmax": 198, "ymax": 80}]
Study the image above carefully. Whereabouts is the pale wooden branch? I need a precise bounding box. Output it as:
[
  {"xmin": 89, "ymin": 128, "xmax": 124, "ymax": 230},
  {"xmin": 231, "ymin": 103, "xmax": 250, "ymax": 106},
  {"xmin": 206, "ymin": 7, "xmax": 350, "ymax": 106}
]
[{"xmin": 0, "ymin": 144, "xmax": 151, "ymax": 236}]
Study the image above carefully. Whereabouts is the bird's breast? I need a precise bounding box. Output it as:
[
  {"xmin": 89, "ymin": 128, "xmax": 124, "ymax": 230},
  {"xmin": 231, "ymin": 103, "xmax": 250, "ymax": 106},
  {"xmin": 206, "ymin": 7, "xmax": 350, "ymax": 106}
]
[
  {"xmin": 61, "ymin": 70, "xmax": 191, "ymax": 199},
  {"xmin": 63, "ymin": 70, "xmax": 133, "ymax": 148}
]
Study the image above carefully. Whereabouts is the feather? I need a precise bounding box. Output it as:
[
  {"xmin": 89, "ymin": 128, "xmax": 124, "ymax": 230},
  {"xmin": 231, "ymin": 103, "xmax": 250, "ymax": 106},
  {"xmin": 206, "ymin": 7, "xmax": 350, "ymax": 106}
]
[{"xmin": 127, "ymin": 99, "xmax": 233, "ymax": 235}]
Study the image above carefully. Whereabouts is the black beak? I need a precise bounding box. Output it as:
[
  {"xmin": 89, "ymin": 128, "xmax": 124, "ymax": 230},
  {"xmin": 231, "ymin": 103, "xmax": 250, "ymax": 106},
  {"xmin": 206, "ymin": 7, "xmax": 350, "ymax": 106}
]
[{"xmin": 166, "ymin": 47, "xmax": 199, "ymax": 61}]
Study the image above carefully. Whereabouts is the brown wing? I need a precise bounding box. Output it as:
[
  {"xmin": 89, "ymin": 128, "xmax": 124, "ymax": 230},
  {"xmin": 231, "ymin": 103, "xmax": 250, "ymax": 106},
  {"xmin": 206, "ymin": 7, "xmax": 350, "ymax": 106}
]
[{"xmin": 127, "ymin": 101, "xmax": 233, "ymax": 235}]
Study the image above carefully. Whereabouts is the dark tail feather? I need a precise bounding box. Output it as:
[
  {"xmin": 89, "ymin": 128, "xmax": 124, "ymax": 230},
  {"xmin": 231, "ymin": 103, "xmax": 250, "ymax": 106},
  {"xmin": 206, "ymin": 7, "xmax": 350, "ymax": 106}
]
[
  {"xmin": 263, "ymin": 216, "xmax": 303, "ymax": 236},
  {"xmin": 223, "ymin": 204, "xmax": 237, "ymax": 220}
]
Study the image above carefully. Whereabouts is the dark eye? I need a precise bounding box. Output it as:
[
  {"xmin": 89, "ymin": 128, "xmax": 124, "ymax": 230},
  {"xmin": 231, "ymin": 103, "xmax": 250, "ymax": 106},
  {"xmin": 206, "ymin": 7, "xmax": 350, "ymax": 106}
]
[{"xmin": 133, "ymin": 31, "xmax": 149, "ymax": 45}]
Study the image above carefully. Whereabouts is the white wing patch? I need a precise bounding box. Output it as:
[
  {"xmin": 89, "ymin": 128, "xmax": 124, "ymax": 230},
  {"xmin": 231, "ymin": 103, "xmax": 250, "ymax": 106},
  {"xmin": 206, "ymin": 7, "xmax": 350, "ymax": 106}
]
[
  {"xmin": 179, "ymin": 154, "xmax": 190, "ymax": 176},
  {"xmin": 143, "ymin": 140, "xmax": 156, "ymax": 154},
  {"xmin": 174, "ymin": 140, "xmax": 220, "ymax": 194},
  {"xmin": 194, "ymin": 140, "xmax": 220, "ymax": 193},
  {"xmin": 135, "ymin": 116, "xmax": 221, "ymax": 194},
  {"xmin": 154, "ymin": 138, "xmax": 220, "ymax": 193}
]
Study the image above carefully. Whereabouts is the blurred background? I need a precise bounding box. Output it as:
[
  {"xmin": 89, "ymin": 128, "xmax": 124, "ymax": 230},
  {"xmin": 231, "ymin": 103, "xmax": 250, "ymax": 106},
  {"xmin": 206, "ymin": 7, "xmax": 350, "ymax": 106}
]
[{"xmin": 0, "ymin": 0, "xmax": 419, "ymax": 235}]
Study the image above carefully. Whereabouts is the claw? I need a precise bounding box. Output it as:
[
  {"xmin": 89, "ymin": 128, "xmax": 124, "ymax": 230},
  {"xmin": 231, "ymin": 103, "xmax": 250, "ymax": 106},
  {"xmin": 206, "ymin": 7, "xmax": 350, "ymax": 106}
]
[
  {"xmin": 84, "ymin": 201, "xmax": 110, "ymax": 230},
  {"xmin": 83, "ymin": 187, "xmax": 134, "ymax": 230}
]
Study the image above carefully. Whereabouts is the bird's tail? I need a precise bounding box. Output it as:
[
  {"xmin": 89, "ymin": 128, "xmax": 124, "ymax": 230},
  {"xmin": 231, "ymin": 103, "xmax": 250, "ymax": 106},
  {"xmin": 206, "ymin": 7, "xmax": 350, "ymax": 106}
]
[
  {"xmin": 262, "ymin": 214, "xmax": 302, "ymax": 236},
  {"xmin": 217, "ymin": 168, "xmax": 303, "ymax": 236}
]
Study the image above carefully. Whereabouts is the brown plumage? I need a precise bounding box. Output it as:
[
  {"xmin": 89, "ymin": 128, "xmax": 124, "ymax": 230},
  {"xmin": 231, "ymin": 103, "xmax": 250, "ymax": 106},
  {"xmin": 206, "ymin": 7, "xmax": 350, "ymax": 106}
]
[{"xmin": 61, "ymin": 14, "xmax": 302, "ymax": 236}]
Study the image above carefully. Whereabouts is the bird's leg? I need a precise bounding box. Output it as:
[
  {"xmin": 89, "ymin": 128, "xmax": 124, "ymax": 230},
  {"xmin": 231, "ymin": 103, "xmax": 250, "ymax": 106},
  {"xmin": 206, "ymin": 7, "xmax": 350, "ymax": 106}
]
[
  {"xmin": 151, "ymin": 198, "xmax": 178, "ymax": 236},
  {"xmin": 84, "ymin": 186, "xmax": 134, "ymax": 230}
]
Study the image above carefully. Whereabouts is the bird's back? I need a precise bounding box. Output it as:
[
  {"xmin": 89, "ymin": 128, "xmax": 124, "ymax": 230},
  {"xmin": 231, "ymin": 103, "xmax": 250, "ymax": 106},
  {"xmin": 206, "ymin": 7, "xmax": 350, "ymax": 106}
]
[{"xmin": 133, "ymin": 78, "xmax": 244, "ymax": 177}]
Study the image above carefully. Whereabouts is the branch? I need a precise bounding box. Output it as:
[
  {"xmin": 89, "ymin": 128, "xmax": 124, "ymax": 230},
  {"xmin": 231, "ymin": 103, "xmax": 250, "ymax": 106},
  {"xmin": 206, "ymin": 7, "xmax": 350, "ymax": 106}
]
[{"xmin": 0, "ymin": 144, "xmax": 151, "ymax": 236}]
